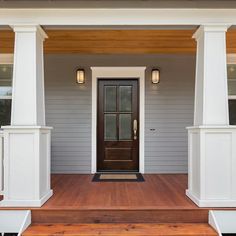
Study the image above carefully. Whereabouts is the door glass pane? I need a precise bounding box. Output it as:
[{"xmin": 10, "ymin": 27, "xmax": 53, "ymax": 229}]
[
  {"xmin": 104, "ymin": 114, "xmax": 117, "ymax": 140},
  {"xmin": 229, "ymin": 100, "xmax": 236, "ymax": 125},
  {"xmin": 0, "ymin": 99, "xmax": 11, "ymax": 127},
  {"xmin": 104, "ymin": 86, "xmax": 116, "ymax": 112},
  {"xmin": 119, "ymin": 86, "xmax": 132, "ymax": 112},
  {"xmin": 0, "ymin": 64, "xmax": 13, "ymax": 96},
  {"xmin": 119, "ymin": 114, "xmax": 132, "ymax": 140},
  {"xmin": 227, "ymin": 65, "xmax": 236, "ymax": 95}
]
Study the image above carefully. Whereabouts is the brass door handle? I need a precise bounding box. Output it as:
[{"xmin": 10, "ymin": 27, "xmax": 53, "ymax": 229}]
[{"xmin": 133, "ymin": 119, "xmax": 138, "ymax": 140}]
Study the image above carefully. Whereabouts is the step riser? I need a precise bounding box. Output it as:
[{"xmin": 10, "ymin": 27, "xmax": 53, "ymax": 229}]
[{"xmin": 32, "ymin": 210, "xmax": 209, "ymax": 224}]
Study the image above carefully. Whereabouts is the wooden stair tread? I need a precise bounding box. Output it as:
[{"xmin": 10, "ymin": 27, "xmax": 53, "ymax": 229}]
[{"xmin": 23, "ymin": 223, "xmax": 217, "ymax": 236}]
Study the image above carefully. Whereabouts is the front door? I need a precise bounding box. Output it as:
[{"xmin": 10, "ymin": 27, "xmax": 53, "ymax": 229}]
[{"xmin": 97, "ymin": 79, "xmax": 139, "ymax": 172}]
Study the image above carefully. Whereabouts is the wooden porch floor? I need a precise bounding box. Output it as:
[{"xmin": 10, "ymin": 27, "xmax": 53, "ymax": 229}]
[
  {"xmin": 0, "ymin": 174, "xmax": 223, "ymax": 224},
  {"xmin": 20, "ymin": 174, "xmax": 219, "ymax": 235},
  {"xmin": 41, "ymin": 174, "xmax": 197, "ymax": 210}
]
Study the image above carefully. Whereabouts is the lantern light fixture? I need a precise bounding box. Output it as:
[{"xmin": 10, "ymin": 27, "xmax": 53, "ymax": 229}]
[
  {"xmin": 76, "ymin": 69, "xmax": 85, "ymax": 84},
  {"xmin": 151, "ymin": 69, "xmax": 160, "ymax": 84}
]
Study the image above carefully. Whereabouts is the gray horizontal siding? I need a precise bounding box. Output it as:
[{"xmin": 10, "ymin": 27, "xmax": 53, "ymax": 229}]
[
  {"xmin": 45, "ymin": 54, "xmax": 195, "ymax": 174},
  {"xmin": 145, "ymin": 56, "xmax": 195, "ymax": 173},
  {"xmin": 45, "ymin": 55, "xmax": 92, "ymax": 173}
]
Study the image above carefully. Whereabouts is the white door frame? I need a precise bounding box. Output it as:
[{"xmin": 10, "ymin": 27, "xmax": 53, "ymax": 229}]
[{"xmin": 91, "ymin": 67, "xmax": 146, "ymax": 173}]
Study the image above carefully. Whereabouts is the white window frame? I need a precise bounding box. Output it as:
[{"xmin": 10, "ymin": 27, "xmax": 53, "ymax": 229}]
[
  {"xmin": 0, "ymin": 54, "xmax": 14, "ymax": 130},
  {"xmin": 227, "ymin": 54, "xmax": 236, "ymax": 101},
  {"xmin": 227, "ymin": 54, "xmax": 236, "ymax": 127},
  {"xmin": 0, "ymin": 54, "xmax": 14, "ymax": 100}
]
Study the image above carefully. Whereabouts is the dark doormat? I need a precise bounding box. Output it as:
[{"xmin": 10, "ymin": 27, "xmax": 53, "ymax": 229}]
[{"xmin": 92, "ymin": 173, "xmax": 145, "ymax": 182}]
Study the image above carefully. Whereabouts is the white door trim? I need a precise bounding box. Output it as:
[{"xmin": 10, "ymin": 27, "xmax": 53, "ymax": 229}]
[{"xmin": 91, "ymin": 67, "xmax": 146, "ymax": 174}]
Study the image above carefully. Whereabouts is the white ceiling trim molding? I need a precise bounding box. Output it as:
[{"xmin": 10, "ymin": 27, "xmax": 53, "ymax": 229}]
[{"xmin": 0, "ymin": 9, "xmax": 236, "ymax": 26}]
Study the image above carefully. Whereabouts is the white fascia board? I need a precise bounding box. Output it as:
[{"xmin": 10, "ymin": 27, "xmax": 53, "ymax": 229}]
[{"xmin": 0, "ymin": 8, "xmax": 235, "ymax": 26}]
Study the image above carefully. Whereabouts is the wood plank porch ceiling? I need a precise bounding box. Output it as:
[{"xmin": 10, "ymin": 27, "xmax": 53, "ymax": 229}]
[{"xmin": 1, "ymin": 29, "xmax": 236, "ymax": 54}]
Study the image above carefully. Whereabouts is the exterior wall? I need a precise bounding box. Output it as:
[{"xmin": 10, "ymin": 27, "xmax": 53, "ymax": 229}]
[
  {"xmin": 45, "ymin": 54, "xmax": 195, "ymax": 174},
  {"xmin": 145, "ymin": 56, "xmax": 195, "ymax": 173},
  {"xmin": 45, "ymin": 55, "xmax": 92, "ymax": 173}
]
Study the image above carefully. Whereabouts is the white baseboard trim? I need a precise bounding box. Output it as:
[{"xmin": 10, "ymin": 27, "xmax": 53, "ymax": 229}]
[
  {"xmin": 0, "ymin": 190, "xmax": 53, "ymax": 207},
  {"xmin": 186, "ymin": 189, "xmax": 236, "ymax": 208}
]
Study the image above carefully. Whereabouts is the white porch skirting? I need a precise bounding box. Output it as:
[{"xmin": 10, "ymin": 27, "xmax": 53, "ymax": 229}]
[
  {"xmin": 187, "ymin": 126, "xmax": 236, "ymax": 207},
  {"xmin": 0, "ymin": 126, "xmax": 53, "ymax": 207}
]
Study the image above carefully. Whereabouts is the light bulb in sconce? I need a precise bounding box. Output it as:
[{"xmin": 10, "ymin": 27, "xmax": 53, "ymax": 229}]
[
  {"xmin": 76, "ymin": 69, "xmax": 85, "ymax": 84},
  {"xmin": 151, "ymin": 69, "xmax": 160, "ymax": 84}
]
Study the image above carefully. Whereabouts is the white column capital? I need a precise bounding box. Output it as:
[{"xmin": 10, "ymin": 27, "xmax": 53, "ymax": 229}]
[
  {"xmin": 193, "ymin": 24, "xmax": 231, "ymax": 41},
  {"xmin": 10, "ymin": 24, "xmax": 48, "ymax": 40}
]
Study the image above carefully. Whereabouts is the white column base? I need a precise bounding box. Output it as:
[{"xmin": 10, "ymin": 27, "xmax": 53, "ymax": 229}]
[
  {"xmin": 186, "ymin": 190, "xmax": 236, "ymax": 208},
  {"xmin": 187, "ymin": 126, "xmax": 236, "ymax": 208},
  {"xmin": 0, "ymin": 190, "xmax": 53, "ymax": 207},
  {"xmin": 1, "ymin": 126, "xmax": 53, "ymax": 207}
]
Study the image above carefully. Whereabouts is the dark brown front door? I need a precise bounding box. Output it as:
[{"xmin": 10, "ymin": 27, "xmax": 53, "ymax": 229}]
[{"xmin": 97, "ymin": 79, "xmax": 139, "ymax": 172}]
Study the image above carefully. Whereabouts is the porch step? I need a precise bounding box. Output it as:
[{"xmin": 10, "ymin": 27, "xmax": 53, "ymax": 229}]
[
  {"xmin": 31, "ymin": 209, "xmax": 209, "ymax": 224},
  {"xmin": 23, "ymin": 223, "xmax": 217, "ymax": 236}
]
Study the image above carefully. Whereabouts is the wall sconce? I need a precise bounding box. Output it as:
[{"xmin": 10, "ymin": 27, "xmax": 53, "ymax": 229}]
[
  {"xmin": 76, "ymin": 69, "xmax": 85, "ymax": 84},
  {"xmin": 151, "ymin": 69, "xmax": 160, "ymax": 84}
]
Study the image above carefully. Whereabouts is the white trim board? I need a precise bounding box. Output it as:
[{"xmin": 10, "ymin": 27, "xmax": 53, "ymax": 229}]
[
  {"xmin": 91, "ymin": 67, "xmax": 146, "ymax": 174},
  {"xmin": 0, "ymin": 9, "xmax": 236, "ymax": 26}
]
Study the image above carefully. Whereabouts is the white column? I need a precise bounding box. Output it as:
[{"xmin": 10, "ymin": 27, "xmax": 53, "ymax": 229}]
[
  {"xmin": 11, "ymin": 25, "xmax": 46, "ymax": 126},
  {"xmin": 187, "ymin": 25, "xmax": 236, "ymax": 207},
  {"xmin": 193, "ymin": 25, "xmax": 229, "ymax": 126},
  {"xmin": 1, "ymin": 25, "xmax": 53, "ymax": 207}
]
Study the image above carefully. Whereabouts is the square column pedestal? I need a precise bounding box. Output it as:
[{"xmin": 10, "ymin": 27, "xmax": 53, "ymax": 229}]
[
  {"xmin": 187, "ymin": 126, "xmax": 236, "ymax": 207},
  {"xmin": 1, "ymin": 126, "xmax": 53, "ymax": 207}
]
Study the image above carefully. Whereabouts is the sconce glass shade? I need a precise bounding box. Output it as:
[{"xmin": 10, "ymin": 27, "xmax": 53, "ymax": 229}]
[
  {"xmin": 151, "ymin": 69, "xmax": 160, "ymax": 84},
  {"xmin": 76, "ymin": 69, "xmax": 85, "ymax": 84}
]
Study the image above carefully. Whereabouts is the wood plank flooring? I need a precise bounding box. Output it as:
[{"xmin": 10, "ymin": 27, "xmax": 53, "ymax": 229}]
[
  {"xmin": 0, "ymin": 174, "xmax": 213, "ymax": 224},
  {"xmin": 41, "ymin": 174, "xmax": 197, "ymax": 210},
  {"xmin": 0, "ymin": 174, "xmax": 223, "ymax": 235},
  {"xmin": 26, "ymin": 174, "xmax": 211, "ymax": 225},
  {"xmin": 23, "ymin": 223, "xmax": 217, "ymax": 236}
]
